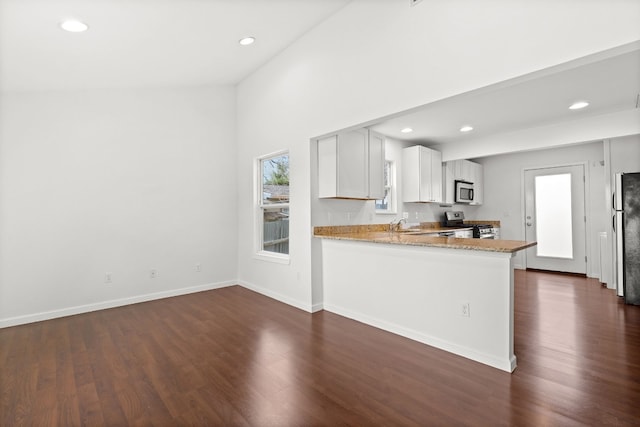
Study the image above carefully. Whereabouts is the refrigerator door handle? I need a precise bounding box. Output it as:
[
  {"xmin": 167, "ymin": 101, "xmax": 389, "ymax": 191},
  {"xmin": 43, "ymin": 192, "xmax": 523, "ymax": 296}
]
[
  {"xmin": 612, "ymin": 192, "xmax": 616, "ymax": 211},
  {"xmin": 613, "ymin": 214, "xmax": 616, "ymax": 232}
]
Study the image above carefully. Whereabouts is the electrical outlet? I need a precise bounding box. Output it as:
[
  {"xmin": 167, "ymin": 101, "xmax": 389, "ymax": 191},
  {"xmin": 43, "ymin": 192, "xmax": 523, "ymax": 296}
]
[
  {"xmin": 402, "ymin": 212, "xmax": 409, "ymax": 219},
  {"xmin": 195, "ymin": 264, "xmax": 202, "ymax": 272},
  {"xmin": 460, "ymin": 302, "xmax": 470, "ymax": 317},
  {"xmin": 150, "ymin": 269, "xmax": 157, "ymax": 279},
  {"xmin": 105, "ymin": 272, "xmax": 112, "ymax": 284}
]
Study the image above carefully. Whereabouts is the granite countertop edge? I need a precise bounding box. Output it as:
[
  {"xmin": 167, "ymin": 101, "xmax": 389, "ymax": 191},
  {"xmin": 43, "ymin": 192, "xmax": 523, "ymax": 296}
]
[{"xmin": 313, "ymin": 224, "xmax": 535, "ymax": 254}]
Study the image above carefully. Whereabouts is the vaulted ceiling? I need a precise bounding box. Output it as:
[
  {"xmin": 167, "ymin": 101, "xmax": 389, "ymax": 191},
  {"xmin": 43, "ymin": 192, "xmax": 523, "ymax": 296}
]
[
  {"xmin": 2, "ymin": 0, "xmax": 638, "ymax": 148},
  {"xmin": 0, "ymin": 0, "xmax": 350, "ymax": 92}
]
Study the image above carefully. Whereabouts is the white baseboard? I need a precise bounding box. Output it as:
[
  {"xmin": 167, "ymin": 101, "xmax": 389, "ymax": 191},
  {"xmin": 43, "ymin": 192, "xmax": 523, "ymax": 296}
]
[
  {"xmin": 323, "ymin": 302, "xmax": 516, "ymax": 373},
  {"xmin": 237, "ymin": 280, "xmax": 313, "ymax": 313},
  {"xmin": 0, "ymin": 280, "xmax": 236, "ymax": 328},
  {"xmin": 311, "ymin": 303, "xmax": 324, "ymax": 313}
]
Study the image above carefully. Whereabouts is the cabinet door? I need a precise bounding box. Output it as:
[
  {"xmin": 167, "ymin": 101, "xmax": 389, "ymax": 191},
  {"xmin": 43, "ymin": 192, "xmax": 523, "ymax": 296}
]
[
  {"xmin": 443, "ymin": 161, "xmax": 456, "ymax": 204},
  {"xmin": 419, "ymin": 146, "xmax": 432, "ymax": 202},
  {"xmin": 318, "ymin": 135, "xmax": 338, "ymax": 198},
  {"xmin": 337, "ymin": 129, "xmax": 368, "ymax": 198},
  {"xmin": 403, "ymin": 145, "xmax": 443, "ymax": 203},
  {"xmin": 402, "ymin": 146, "xmax": 420, "ymax": 202},
  {"xmin": 470, "ymin": 162, "xmax": 483, "ymax": 205},
  {"xmin": 430, "ymin": 149, "xmax": 442, "ymax": 203},
  {"xmin": 368, "ymin": 130, "xmax": 386, "ymax": 199},
  {"xmin": 455, "ymin": 159, "xmax": 474, "ymax": 182}
]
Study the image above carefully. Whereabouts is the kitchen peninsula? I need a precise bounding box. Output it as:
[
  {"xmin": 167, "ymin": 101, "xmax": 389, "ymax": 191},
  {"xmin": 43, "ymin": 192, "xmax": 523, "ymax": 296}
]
[{"xmin": 314, "ymin": 224, "xmax": 536, "ymax": 372}]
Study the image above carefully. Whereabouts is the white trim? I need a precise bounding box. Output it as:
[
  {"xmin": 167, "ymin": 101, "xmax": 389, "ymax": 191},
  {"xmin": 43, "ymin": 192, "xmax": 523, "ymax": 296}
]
[
  {"xmin": 603, "ymin": 139, "xmax": 615, "ymax": 288},
  {"xmin": 375, "ymin": 160, "xmax": 397, "ymax": 214},
  {"xmin": 255, "ymin": 150, "xmax": 291, "ymax": 262},
  {"xmin": 521, "ymin": 161, "xmax": 590, "ymax": 272},
  {"xmin": 0, "ymin": 280, "xmax": 236, "ymax": 328},
  {"xmin": 323, "ymin": 302, "xmax": 516, "ymax": 372},
  {"xmin": 583, "ymin": 161, "xmax": 595, "ymax": 278},
  {"xmin": 253, "ymin": 251, "xmax": 291, "ymax": 264},
  {"xmin": 237, "ymin": 279, "xmax": 313, "ymax": 313},
  {"xmin": 257, "ymin": 148, "xmax": 290, "ymax": 163}
]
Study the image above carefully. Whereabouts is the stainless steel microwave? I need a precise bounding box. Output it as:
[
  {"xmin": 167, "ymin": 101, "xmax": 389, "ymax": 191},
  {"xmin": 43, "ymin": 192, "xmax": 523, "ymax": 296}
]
[{"xmin": 455, "ymin": 180, "xmax": 474, "ymax": 203}]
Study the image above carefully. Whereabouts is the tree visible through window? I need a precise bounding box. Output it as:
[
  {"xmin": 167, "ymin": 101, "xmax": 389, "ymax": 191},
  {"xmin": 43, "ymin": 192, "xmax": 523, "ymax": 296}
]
[{"xmin": 259, "ymin": 153, "xmax": 290, "ymax": 256}]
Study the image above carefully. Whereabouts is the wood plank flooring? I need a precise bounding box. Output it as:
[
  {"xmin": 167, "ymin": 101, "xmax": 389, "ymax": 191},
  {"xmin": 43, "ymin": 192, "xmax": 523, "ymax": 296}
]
[{"xmin": 2, "ymin": 270, "xmax": 640, "ymax": 426}]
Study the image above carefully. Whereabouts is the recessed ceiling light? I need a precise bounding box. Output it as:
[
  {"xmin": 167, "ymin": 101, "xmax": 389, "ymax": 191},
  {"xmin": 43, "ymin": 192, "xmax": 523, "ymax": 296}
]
[
  {"xmin": 569, "ymin": 101, "xmax": 589, "ymax": 110},
  {"xmin": 460, "ymin": 125, "xmax": 474, "ymax": 132},
  {"xmin": 400, "ymin": 127, "xmax": 413, "ymax": 133},
  {"xmin": 60, "ymin": 20, "xmax": 89, "ymax": 32},
  {"xmin": 239, "ymin": 37, "xmax": 256, "ymax": 46}
]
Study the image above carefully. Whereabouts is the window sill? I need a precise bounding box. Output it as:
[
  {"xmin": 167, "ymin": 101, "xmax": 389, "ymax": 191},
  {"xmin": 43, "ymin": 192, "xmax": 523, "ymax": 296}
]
[
  {"xmin": 254, "ymin": 251, "xmax": 290, "ymax": 265},
  {"xmin": 375, "ymin": 211, "xmax": 397, "ymax": 215}
]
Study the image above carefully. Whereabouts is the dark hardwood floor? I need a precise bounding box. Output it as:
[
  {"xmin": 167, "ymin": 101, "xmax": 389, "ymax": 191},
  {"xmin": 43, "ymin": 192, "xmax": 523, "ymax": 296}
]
[{"xmin": 2, "ymin": 270, "xmax": 640, "ymax": 426}]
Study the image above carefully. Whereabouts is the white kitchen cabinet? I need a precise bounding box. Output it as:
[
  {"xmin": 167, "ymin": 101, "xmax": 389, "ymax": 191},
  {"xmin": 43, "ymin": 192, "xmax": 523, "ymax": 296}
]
[
  {"xmin": 367, "ymin": 130, "xmax": 386, "ymax": 200},
  {"xmin": 443, "ymin": 159, "xmax": 484, "ymax": 205},
  {"xmin": 469, "ymin": 161, "xmax": 483, "ymax": 205},
  {"xmin": 402, "ymin": 145, "xmax": 443, "ymax": 203},
  {"xmin": 318, "ymin": 129, "xmax": 385, "ymax": 199}
]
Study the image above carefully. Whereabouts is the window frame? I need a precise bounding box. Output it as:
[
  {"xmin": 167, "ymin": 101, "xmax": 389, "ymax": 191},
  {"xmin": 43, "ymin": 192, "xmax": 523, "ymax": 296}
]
[
  {"xmin": 254, "ymin": 150, "xmax": 290, "ymax": 264},
  {"xmin": 375, "ymin": 160, "xmax": 396, "ymax": 214}
]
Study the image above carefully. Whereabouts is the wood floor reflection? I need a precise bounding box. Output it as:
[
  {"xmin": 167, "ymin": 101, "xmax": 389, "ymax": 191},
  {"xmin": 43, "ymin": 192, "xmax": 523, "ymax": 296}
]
[{"xmin": 2, "ymin": 270, "xmax": 639, "ymax": 425}]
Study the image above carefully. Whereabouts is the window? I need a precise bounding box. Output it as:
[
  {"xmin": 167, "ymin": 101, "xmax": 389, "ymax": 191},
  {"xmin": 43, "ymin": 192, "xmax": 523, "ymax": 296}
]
[
  {"xmin": 256, "ymin": 151, "xmax": 290, "ymax": 262},
  {"xmin": 375, "ymin": 160, "xmax": 396, "ymax": 214},
  {"xmin": 534, "ymin": 173, "xmax": 573, "ymax": 258}
]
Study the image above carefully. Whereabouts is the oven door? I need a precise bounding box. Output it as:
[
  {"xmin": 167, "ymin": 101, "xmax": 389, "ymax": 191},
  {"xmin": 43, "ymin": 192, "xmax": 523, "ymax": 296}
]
[{"xmin": 478, "ymin": 233, "xmax": 496, "ymax": 239}]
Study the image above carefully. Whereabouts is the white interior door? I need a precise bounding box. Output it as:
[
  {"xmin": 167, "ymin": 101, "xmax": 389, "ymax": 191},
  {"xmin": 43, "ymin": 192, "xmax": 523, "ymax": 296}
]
[{"xmin": 524, "ymin": 165, "xmax": 586, "ymax": 274}]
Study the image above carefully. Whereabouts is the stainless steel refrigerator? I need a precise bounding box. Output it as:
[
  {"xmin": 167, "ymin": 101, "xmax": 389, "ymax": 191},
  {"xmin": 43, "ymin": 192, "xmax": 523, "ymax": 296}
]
[{"xmin": 613, "ymin": 172, "xmax": 640, "ymax": 304}]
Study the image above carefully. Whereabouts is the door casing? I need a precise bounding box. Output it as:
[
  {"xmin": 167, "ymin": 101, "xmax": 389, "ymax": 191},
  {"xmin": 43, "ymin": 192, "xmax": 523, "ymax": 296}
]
[{"xmin": 521, "ymin": 162, "xmax": 592, "ymax": 274}]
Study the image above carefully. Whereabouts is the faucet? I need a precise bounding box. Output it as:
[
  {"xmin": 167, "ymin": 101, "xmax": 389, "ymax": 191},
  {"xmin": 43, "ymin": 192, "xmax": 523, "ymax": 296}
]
[{"xmin": 389, "ymin": 217, "xmax": 406, "ymax": 232}]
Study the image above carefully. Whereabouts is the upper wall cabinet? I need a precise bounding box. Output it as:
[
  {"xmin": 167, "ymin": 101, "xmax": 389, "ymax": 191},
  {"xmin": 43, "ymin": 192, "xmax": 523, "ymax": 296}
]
[
  {"xmin": 318, "ymin": 129, "xmax": 385, "ymax": 200},
  {"xmin": 402, "ymin": 145, "xmax": 443, "ymax": 203},
  {"xmin": 443, "ymin": 159, "xmax": 484, "ymax": 205}
]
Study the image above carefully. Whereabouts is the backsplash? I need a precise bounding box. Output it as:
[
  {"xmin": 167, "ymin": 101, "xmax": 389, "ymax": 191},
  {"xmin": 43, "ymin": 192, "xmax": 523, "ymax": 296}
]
[{"xmin": 313, "ymin": 198, "xmax": 481, "ymax": 226}]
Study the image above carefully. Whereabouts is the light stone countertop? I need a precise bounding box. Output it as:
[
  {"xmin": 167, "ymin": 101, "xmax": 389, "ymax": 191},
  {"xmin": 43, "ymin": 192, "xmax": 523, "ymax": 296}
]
[{"xmin": 314, "ymin": 225, "xmax": 535, "ymax": 254}]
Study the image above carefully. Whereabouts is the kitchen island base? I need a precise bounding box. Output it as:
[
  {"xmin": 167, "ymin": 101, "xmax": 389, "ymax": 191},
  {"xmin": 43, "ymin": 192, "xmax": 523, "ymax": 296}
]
[{"xmin": 320, "ymin": 239, "xmax": 517, "ymax": 372}]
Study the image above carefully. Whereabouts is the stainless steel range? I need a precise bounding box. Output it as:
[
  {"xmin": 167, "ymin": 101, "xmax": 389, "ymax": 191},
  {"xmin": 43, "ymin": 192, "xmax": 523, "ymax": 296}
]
[
  {"xmin": 443, "ymin": 211, "xmax": 496, "ymax": 239},
  {"xmin": 473, "ymin": 224, "xmax": 496, "ymax": 239}
]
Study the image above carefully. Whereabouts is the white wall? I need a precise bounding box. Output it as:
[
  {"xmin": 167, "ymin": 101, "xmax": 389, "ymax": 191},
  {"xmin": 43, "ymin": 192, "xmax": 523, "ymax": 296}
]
[
  {"xmin": 0, "ymin": 85, "xmax": 237, "ymax": 325},
  {"xmin": 236, "ymin": 0, "xmax": 640, "ymax": 310},
  {"xmin": 474, "ymin": 141, "xmax": 607, "ymax": 274}
]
